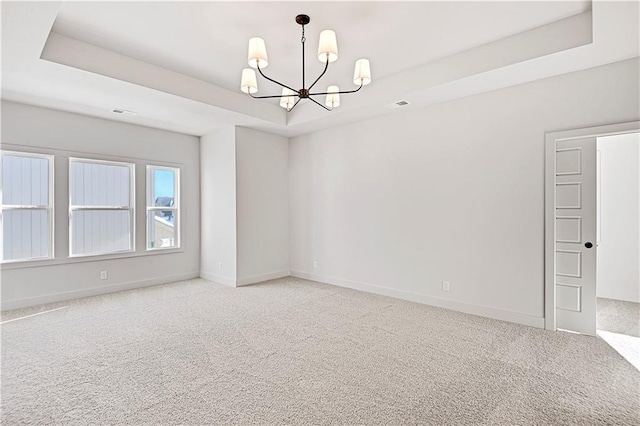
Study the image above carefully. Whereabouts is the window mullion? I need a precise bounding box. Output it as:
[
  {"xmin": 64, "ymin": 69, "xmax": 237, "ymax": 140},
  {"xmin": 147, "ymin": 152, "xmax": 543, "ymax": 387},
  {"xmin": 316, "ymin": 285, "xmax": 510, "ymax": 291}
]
[{"xmin": 1, "ymin": 205, "xmax": 50, "ymax": 210}]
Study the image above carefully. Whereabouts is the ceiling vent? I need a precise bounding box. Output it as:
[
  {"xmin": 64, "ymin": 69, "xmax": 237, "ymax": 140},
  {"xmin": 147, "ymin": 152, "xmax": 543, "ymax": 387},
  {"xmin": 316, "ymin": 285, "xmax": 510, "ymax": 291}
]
[
  {"xmin": 112, "ymin": 109, "xmax": 137, "ymax": 116},
  {"xmin": 385, "ymin": 100, "xmax": 410, "ymax": 109}
]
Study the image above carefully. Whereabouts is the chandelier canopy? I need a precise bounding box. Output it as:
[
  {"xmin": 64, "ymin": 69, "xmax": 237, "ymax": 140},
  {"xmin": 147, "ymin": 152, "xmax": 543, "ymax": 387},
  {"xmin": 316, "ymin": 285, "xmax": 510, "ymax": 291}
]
[{"xmin": 240, "ymin": 14, "xmax": 372, "ymax": 112}]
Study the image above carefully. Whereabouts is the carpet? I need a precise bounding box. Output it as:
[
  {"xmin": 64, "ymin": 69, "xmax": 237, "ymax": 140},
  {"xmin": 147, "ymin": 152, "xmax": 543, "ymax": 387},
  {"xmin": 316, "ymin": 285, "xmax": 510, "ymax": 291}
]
[
  {"xmin": 2, "ymin": 277, "xmax": 639, "ymax": 425},
  {"xmin": 597, "ymin": 297, "xmax": 640, "ymax": 337}
]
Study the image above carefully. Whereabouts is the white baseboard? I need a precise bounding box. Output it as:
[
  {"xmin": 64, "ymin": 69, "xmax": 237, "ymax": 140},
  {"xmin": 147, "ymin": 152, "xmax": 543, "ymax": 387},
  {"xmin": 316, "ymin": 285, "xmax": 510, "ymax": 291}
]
[
  {"xmin": 3, "ymin": 267, "xmax": 545, "ymax": 329},
  {"xmin": 199, "ymin": 271, "xmax": 236, "ymax": 287},
  {"xmin": 290, "ymin": 270, "xmax": 545, "ymax": 329},
  {"xmin": 236, "ymin": 270, "xmax": 290, "ymax": 287},
  {"xmin": 1, "ymin": 271, "xmax": 200, "ymax": 311},
  {"xmin": 200, "ymin": 270, "xmax": 291, "ymax": 287}
]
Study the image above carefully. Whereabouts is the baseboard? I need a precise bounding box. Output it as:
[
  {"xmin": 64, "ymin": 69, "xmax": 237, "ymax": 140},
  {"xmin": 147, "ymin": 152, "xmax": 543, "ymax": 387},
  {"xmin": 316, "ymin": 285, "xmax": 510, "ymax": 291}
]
[
  {"xmin": 199, "ymin": 271, "xmax": 237, "ymax": 287},
  {"xmin": 236, "ymin": 270, "xmax": 290, "ymax": 287},
  {"xmin": 1, "ymin": 271, "xmax": 200, "ymax": 311},
  {"xmin": 3, "ymin": 267, "xmax": 545, "ymax": 328},
  {"xmin": 290, "ymin": 270, "xmax": 545, "ymax": 329},
  {"xmin": 596, "ymin": 295, "xmax": 640, "ymax": 304}
]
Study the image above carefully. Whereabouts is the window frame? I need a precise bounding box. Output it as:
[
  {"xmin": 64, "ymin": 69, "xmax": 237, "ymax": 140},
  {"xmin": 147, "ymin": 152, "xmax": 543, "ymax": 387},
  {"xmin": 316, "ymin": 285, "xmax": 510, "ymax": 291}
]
[
  {"xmin": 146, "ymin": 165, "xmax": 180, "ymax": 251},
  {"xmin": 68, "ymin": 157, "xmax": 136, "ymax": 258},
  {"xmin": 0, "ymin": 150, "xmax": 55, "ymax": 264}
]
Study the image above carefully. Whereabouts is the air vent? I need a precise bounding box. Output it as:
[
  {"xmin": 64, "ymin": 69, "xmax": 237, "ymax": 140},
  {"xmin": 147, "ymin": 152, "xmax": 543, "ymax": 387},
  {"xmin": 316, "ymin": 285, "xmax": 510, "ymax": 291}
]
[
  {"xmin": 385, "ymin": 100, "xmax": 410, "ymax": 109},
  {"xmin": 112, "ymin": 109, "xmax": 137, "ymax": 116}
]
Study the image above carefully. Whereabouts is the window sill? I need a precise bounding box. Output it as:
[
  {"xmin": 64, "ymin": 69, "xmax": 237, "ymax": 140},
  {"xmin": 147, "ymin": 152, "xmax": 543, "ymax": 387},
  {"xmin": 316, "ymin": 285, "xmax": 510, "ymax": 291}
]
[
  {"xmin": 0, "ymin": 248, "xmax": 185, "ymax": 270},
  {"xmin": 146, "ymin": 246, "xmax": 181, "ymax": 252},
  {"xmin": 0, "ymin": 256, "xmax": 54, "ymax": 265}
]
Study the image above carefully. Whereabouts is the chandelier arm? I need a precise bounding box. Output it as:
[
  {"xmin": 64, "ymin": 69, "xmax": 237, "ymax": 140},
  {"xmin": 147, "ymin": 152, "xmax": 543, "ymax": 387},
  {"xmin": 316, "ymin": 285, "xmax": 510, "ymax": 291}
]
[
  {"xmin": 308, "ymin": 96, "xmax": 333, "ymax": 111},
  {"xmin": 307, "ymin": 58, "xmax": 330, "ymax": 91},
  {"xmin": 309, "ymin": 83, "xmax": 364, "ymax": 97},
  {"xmin": 287, "ymin": 98, "xmax": 303, "ymax": 112},
  {"xmin": 249, "ymin": 93, "xmax": 297, "ymax": 99},
  {"xmin": 256, "ymin": 64, "xmax": 299, "ymax": 94}
]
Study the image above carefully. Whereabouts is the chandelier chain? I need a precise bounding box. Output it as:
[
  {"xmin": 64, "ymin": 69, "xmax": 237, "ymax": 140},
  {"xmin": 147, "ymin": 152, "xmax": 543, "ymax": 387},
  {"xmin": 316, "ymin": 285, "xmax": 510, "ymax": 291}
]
[{"xmin": 301, "ymin": 24, "xmax": 306, "ymax": 89}]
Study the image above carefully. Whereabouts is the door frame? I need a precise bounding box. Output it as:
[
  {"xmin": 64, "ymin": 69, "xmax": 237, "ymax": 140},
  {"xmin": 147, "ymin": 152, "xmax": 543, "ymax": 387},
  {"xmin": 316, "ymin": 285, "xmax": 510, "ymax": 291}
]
[{"xmin": 545, "ymin": 121, "xmax": 640, "ymax": 331}]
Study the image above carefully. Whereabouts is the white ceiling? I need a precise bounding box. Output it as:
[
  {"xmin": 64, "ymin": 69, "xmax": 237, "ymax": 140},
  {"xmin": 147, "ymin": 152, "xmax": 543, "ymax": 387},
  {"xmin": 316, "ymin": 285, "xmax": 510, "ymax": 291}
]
[
  {"xmin": 1, "ymin": 1, "xmax": 638, "ymax": 138},
  {"xmin": 51, "ymin": 1, "xmax": 590, "ymax": 92}
]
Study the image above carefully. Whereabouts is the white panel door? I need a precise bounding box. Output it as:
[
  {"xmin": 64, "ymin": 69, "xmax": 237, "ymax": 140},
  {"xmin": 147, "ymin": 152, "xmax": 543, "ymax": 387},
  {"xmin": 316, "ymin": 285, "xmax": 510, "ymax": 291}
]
[{"xmin": 555, "ymin": 137, "xmax": 597, "ymax": 335}]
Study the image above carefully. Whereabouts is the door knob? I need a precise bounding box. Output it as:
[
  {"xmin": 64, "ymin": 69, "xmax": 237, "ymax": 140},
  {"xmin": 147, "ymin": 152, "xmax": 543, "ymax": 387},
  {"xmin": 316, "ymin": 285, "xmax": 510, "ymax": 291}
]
[{"xmin": 585, "ymin": 242, "xmax": 593, "ymax": 249}]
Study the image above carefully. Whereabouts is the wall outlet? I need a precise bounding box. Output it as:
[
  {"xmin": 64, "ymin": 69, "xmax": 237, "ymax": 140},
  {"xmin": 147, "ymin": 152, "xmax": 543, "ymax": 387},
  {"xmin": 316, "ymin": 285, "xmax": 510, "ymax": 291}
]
[
  {"xmin": 100, "ymin": 271, "xmax": 108, "ymax": 280},
  {"xmin": 218, "ymin": 262, "xmax": 222, "ymax": 270},
  {"xmin": 313, "ymin": 261, "xmax": 318, "ymax": 269},
  {"xmin": 442, "ymin": 280, "xmax": 450, "ymax": 292}
]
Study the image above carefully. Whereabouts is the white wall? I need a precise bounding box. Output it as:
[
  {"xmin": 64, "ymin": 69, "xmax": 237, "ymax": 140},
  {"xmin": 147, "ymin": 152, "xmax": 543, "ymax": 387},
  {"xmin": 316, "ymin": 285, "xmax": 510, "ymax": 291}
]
[
  {"xmin": 597, "ymin": 132, "xmax": 640, "ymax": 303},
  {"xmin": 200, "ymin": 127, "xmax": 237, "ymax": 286},
  {"xmin": 235, "ymin": 127, "xmax": 289, "ymax": 285},
  {"xmin": 200, "ymin": 126, "xmax": 289, "ymax": 287},
  {"xmin": 1, "ymin": 101, "xmax": 200, "ymax": 310},
  {"xmin": 289, "ymin": 58, "xmax": 640, "ymax": 327}
]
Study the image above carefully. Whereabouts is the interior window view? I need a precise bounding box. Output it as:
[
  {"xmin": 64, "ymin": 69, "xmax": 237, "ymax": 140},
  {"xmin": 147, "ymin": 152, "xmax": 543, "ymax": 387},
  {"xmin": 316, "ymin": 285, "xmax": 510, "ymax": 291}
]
[
  {"xmin": 1, "ymin": 152, "xmax": 52, "ymax": 262},
  {"xmin": 69, "ymin": 158, "xmax": 134, "ymax": 256},
  {"xmin": 1, "ymin": 1, "xmax": 639, "ymax": 425},
  {"xmin": 147, "ymin": 166, "xmax": 179, "ymax": 250}
]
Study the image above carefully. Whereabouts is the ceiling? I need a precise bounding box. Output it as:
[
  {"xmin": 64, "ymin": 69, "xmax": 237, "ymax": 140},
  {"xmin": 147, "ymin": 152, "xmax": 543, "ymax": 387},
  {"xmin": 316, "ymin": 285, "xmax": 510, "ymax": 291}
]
[
  {"xmin": 2, "ymin": 1, "xmax": 639, "ymax": 138},
  {"xmin": 52, "ymin": 1, "xmax": 590, "ymax": 92}
]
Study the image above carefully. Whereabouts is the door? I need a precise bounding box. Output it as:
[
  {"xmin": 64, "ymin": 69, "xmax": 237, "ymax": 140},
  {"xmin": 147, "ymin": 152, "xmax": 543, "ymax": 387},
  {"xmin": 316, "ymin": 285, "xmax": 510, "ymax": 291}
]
[{"xmin": 555, "ymin": 137, "xmax": 597, "ymax": 335}]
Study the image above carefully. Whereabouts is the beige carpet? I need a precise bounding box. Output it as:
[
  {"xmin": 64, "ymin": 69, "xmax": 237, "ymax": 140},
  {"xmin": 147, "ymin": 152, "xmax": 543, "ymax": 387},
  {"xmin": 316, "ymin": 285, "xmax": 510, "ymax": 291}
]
[
  {"xmin": 597, "ymin": 297, "xmax": 640, "ymax": 337},
  {"xmin": 2, "ymin": 277, "xmax": 639, "ymax": 425}
]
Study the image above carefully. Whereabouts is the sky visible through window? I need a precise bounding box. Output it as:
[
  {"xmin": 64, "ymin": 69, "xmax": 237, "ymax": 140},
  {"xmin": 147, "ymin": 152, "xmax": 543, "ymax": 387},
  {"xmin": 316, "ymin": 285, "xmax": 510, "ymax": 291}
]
[{"xmin": 154, "ymin": 169, "xmax": 174, "ymax": 199}]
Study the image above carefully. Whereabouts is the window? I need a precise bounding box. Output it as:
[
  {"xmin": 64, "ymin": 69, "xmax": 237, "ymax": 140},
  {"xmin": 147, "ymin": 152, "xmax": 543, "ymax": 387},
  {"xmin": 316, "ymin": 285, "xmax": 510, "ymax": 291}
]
[
  {"xmin": 69, "ymin": 158, "xmax": 134, "ymax": 256},
  {"xmin": 1, "ymin": 151, "xmax": 54, "ymax": 262},
  {"xmin": 147, "ymin": 166, "xmax": 179, "ymax": 250}
]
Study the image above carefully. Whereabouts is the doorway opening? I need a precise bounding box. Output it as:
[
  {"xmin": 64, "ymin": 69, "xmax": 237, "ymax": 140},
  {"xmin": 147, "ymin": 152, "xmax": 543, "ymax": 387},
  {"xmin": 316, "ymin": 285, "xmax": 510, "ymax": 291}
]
[
  {"xmin": 595, "ymin": 132, "xmax": 639, "ymax": 368},
  {"xmin": 544, "ymin": 122, "xmax": 639, "ymax": 367}
]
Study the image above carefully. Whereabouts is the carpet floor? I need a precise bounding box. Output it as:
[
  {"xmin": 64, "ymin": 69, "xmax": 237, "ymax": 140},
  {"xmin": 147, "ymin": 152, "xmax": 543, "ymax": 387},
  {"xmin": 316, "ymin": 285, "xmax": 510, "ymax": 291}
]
[
  {"xmin": 597, "ymin": 297, "xmax": 640, "ymax": 337},
  {"xmin": 2, "ymin": 277, "xmax": 639, "ymax": 425}
]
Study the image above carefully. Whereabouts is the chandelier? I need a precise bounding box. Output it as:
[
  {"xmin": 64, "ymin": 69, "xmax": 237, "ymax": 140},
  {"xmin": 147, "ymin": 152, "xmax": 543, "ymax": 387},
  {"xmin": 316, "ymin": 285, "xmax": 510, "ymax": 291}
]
[{"xmin": 240, "ymin": 14, "xmax": 372, "ymax": 112}]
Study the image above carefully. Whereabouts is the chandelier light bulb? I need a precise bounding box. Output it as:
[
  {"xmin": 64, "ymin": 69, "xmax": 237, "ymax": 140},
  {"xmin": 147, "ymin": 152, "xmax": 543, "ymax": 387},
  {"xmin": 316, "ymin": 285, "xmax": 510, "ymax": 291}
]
[
  {"xmin": 240, "ymin": 68, "xmax": 258, "ymax": 94},
  {"xmin": 317, "ymin": 30, "xmax": 338, "ymax": 63},
  {"xmin": 248, "ymin": 37, "xmax": 269, "ymax": 68},
  {"xmin": 353, "ymin": 59, "xmax": 371, "ymax": 86},
  {"xmin": 325, "ymin": 85, "xmax": 340, "ymax": 108},
  {"xmin": 280, "ymin": 88, "xmax": 296, "ymax": 110}
]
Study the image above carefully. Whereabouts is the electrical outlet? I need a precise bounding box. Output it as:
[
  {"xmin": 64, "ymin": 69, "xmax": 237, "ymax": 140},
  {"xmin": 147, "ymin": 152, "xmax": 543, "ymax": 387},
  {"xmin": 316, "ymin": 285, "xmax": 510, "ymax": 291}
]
[
  {"xmin": 442, "ymin": 281, "xmax": 450, "ymax": 292},
  {"xmin": 313, "ymin": 261, "xmax": 318, "ymax": 269},
  {"xmin": 100, "ymin": 271, "xmax": 108, "ymax": 280},
  {"xmin": 218, "ymin": 262, "xmax": 222, "ymax": 270}
]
